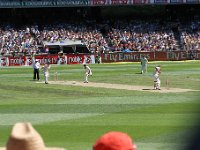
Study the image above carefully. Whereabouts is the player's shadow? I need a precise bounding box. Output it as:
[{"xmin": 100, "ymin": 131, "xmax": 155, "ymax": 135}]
[
  {"xmin": 135, "ymin": 72, "xmax": 142, "ymax": 74},
  {"xmin": 142, "ymin": 88, "xmax": 153, "ymax": 91},
  {"xmin": 30, "ymin": 80, "xmax": 40, "ymax": 81}
]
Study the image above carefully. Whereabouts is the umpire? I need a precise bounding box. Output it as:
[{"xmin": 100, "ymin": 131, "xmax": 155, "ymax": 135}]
[{"xmin": 33, "ymin": 59, "xmax": 40, "ymax": 81}]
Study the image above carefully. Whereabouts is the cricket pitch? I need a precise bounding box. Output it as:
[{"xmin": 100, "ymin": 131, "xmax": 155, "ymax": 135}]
[{"xmin": 45, "ymin": 81, "xmax": 198, "ymax": 93}]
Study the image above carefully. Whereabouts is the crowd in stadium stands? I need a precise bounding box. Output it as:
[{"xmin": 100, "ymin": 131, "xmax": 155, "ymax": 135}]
[
  {"xmin": 180, "ymin": 21, "xmax": 200, "ymax": 51},
  {"xmin": 0, "ymin": 25, "xmax": 39, "ymax": 56},
  {"xmin": 0, "ymin": 19, "xmax": 199, "ymax": 55},
  {"xmin": 40, "ymin": 23, "xmax": 107, "ymax": 54},
  {"xmin": 103, "ymin": 19, "xmax": 180, "ymax": 52}
]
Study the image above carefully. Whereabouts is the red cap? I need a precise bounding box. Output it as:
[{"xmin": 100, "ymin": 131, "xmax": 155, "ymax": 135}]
[{"xmin": 93, "ymin": 131, "xmax": 137, "ymax": 150}]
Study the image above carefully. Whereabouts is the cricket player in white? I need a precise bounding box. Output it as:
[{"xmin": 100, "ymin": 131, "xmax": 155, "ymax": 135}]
[
  {"xmin": 83, "ymin": 64, "xmax": 92, "ymax": 83},
  {"xmin": 140, "ymin": 56, "xmax": 148, "ymax": 74},
  {"xmin": 42, "ymin": 62, "xmax": 51, "ymax": 84},
  {"xmin": 153, "ymin": 66, "xmax": 161, "ymax": 90}
]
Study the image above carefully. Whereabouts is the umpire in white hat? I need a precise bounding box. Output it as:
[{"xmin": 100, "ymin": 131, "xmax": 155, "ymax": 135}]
[{"xmin": 33, "ymin": 59, "xmax": 40, "ymax": 81}]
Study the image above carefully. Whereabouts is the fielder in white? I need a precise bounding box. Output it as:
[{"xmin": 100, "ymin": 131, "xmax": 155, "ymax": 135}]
[
  {"xmin": 42, "ymin": 62, "xmax": 51, "ymax": 84},
  {"xmin": 140, "ymin": 55, "xmax": 148, "ymax": 74},
  {"xmin": 153, "ymin": 66, "xmax": 161, "ymax": 90},
  {"xmin": 83, "ymin": 64, "xmax": 92, "ymax": 83}
]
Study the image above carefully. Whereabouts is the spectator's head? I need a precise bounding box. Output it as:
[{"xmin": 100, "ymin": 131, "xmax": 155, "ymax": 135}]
[
  {"xmin": 0, "ymin": 122, "xmax": 65, "ymax": 150},
  {"xmin": 93, "ymin": 131, "xmax": 137, "ymax": 150}
]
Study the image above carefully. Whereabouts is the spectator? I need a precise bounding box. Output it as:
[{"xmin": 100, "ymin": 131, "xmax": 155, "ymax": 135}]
[
  {"xmin": 0, "ymin": 18, "xmax": 199, "ymax": 55},
  {"xmin": 93, "ymin": 131, "xmax": 137, "ymax": 150},
  {"xmin": 0, "ymin": 122, "xmax": 65, "ymax": 150}
]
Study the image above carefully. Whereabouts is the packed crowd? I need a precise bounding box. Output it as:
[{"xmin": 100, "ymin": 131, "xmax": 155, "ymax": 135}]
[
  {"xmin": 180, "ymin": 21, "xmax": 200, "ymax": 51},
  {"xmin": 0, "ymin": 19, "xmax": 199, "ymax": 55},
  {"xmin": 104, "ymin": 19, "xmax": 180, "ymax": 52},
  {"xmin": 0, "ymin": 25, "xmax": 39, "ymax": 56}
]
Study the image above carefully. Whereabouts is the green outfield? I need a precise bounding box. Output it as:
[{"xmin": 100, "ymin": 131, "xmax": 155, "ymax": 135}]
[{"xmin": 0, "ymin": 61, "xmax": 200, "ymax": 150}]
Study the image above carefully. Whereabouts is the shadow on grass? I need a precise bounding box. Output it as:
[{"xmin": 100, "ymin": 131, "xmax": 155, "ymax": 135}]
[{"xmin": 142, "ymin": 88, "xmax": 154, "ymax": 90}]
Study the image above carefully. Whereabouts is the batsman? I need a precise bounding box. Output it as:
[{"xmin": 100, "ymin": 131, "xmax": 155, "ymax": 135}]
[{"xmin": 153, "ymin": 66, "xmax": 161, "ymax": 90}]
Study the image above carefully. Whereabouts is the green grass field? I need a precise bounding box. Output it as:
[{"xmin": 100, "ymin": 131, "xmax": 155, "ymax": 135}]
[{"xmin": 0, "ymin": 61, "xmax": 200, "ymax": 150}]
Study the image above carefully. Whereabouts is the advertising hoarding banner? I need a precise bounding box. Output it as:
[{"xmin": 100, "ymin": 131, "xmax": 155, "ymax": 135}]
[
  {"xmin": 1, "ymin": 0, "xmax": 199, "ymax": 7},
  {"xmin": 22, "ymin": 1, "xmax": 56, "ymax": 7},
  {"xmin": 131, "ymin": 0, "xmax": 150, "ymax": 4},
  {"xmin": 110, "ymin": 0, "xmax": 129, "ymax": 4},
  {"xmin": 170, "ymin": 0, "xmax": 184, "ymax": 3},
  {"xmin": 101, "ymin": 51, "xmax": 200, "ymax": 62},
  {"xmin": 102, "ymin": 52, "xmax": 155, "ymax": 62},
  {"xmin": 35, "ymin": 54, "xmax": 59, "ymax": 65},
  {"xmin": 8, "ymin": 56, "xmax": 26, "ymax": 66},
  {"xmin": 0, "ymin": 1, "xmax": 21, "ymax": 7},
  {"xmin": 0, "ymin": 57, "xmax": 8, "ymax": 66},
  {"xmin": 186, "ymin": 0, "xmax": 199, "ymax": 3},
  {"xmin": 67, "ymin": 54, "xmax": 95, "ymax": 64},
  {"xmin": 154, "ymin": 0, "xmax": 168, "ymax": 3},
  {"xmin": 91, "ymin": 0, "xmax": 107, "ymax": 5},
  {"xmin": 56, "ymin": 0, "xmax": 89, "ymax": 6},
  {"xmin": 1, "ymin": 52, "xmax": 199, "ymax": 66}
]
